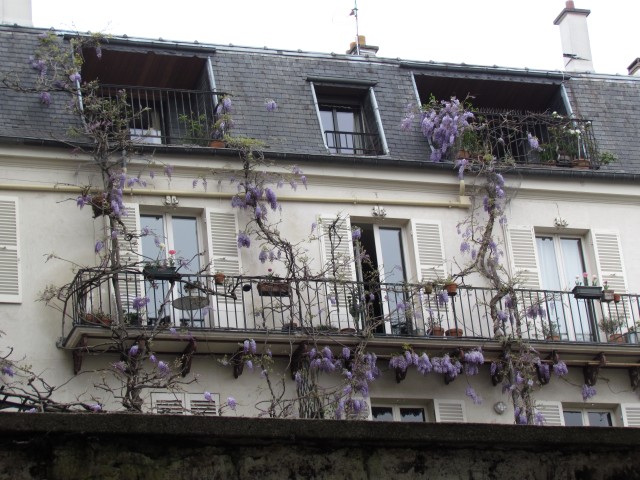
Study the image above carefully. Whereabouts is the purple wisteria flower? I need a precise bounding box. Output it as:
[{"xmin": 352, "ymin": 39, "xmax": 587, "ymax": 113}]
[
  {"xmin": 94, "ymin": 240, "xmax": 104, "ymax": 254},
  {"xmin": 39, "ymin": 91, "xmax": 51, "ymax": 106},
  {"xmin": 149, "ymin": 354, "xmax": 157, "ymax": 364},
  {"xmin": 204, "ymin": 391, "xmax": 213, "ymax": 402},
  {"xmin": 465, "ymin": 386, "xmax": 482, "ymax": 405},
  {"xmin": 132, "ymin": 296, "xmax": 150, "ymax": 309},
  {"xmin": 582, "ymin": 384, "xmax": 597, "ymax": 401},
  {"xmin": 164, "ymin": 164, "xmax": 174, "ymax": 179},
  {"xmin": 112, "ymin": 361, "xmax": 126, "ymax": 373},
  {"xmin": 437, "ymin": 291, "xmax": 449, "ymax": 306},
  {"xmin": 342, "ymin": 347, "xmax": 351, "ymax": 360},
  {"xmin": 352, "ymin": 228, "xmax": 362, "ymax": 241},
  {"xmin": 553, "ymin": 361, "xmax": 569, "ymax": 377},
  {"xmin": 463, "ymin": 349, "xmax": 484, "ymax": 376},
  {"xmin": 514, "ymin": 406, "xmax": 527, "ymax": 425},
  {"xmin": 237, "ymin": 232, "xmax": 251, "ymax": 248},
  {"xmin": 265, "ymin": 99, "xmax": 278, "ymax": 112},
  {"xmin": 68, "ymin": 72, "xmax": 81, "ymax": 83},
  {"xmin": 1, "ymin": 365, "xmax": 15, "ymax": 377},
  {"xmin": 89, "ymin": 403, "xmax": 102, "ymax": 412},
  {"xmin": 157, "ymin": 361, "xmax": 170, "ymax": 376},
  {"xmin": 227, "ymin": 396, "xmax": 237, "ymax": 410},
  {"xmin": 534, "ymin": 411, "xmax": 545, "ymax": 426},
  {"xmin": 416, "ymin": 353, "xmax": 432, "ymax": 375},
  {"xmin": 527, "ymin": 132, "xmax": 541, "ymax": 151},
  {"xmin": 265, "ymin": 188, "xmax": 278, "ymax": 210},
  {"xmin": 460, "ymin": 241, "xmax": 470, "ymax": 254},
  {"xmin": 128, "ymin": 344, "xmax": 139, "ymax": 356}
]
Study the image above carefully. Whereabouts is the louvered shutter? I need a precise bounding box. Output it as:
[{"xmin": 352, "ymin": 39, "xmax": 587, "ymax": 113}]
[
  {"xmin": 0, "ymin": 197, "xmax": 20, "ymax": 303},
  {"xmin": 621, "ymin": 404, "xmax": 640, "ymax": 427},
  {"xmin": 411, "ymin": 220, "xmax": 446, "ymax": 283},
  {"xmin": 188, "ymin": 393, "xmax": 219, "ymax": 416},
  {"xmin": 318, "ymin": 215, "xmax": 357, "ymax": 330},
  {"xmin": 506, "ymin": 226, "xmax": 541, "ymax": 289},
  {"xmin": 592, "ymin": 231, "xmax": 631, "ymax": 328},
  {"xmin": 152, "ymin": 392, "xmax": 186, "ymax": 414},
  {"xmin": 204, "ymin": 209, "xmax": 242, "ymax": 328},
  {"xmin": 535, "ymin": 401, "xmax": 564, "ymax": 426},
  {"xmin": 116, "ymin": 203, "xmax": 143, "ymax": 315},
  {"xmin": 205, "ymin": 209, "xmax": 241, "ymax": 275},
  {"xmin": 592, "ymin": 231, "xmax": 627, "ymax": 294},
  {"xmin": 434, "ymin": 399, "xmax": 466, "ymax": 423}
]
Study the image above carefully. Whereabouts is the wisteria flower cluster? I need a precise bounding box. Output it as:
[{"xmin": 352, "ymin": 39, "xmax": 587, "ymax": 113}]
[{"xmin": 411, "ymin": 96, "xmax": 475, "ymax": 162}]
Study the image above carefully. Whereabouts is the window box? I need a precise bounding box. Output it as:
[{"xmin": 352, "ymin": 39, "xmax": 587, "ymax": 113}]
[
  {"xmin": 601, "ymin": 290, "xmax": 615, "ymax": 302},
  {"xmin": 572, "ymin": 285, "xmax": 602, "ymax": 300},
  {"xmin": 142, "ymin": 266, "xmax": 181, "ymax": 281},
  {"xmin": 257, "ymin": 281, "xmax": 291, "ymax": 297}
]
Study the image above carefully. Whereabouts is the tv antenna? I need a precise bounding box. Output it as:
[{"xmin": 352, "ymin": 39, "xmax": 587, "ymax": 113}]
[{"xmin": 349, "ymin": 0, "xmax": 360, "ymax": 54}]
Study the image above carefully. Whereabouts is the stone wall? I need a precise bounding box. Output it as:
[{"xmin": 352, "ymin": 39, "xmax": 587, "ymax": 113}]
[{"xmin": 1, "ymin": 413, "xmax": 639, "ymax": 480}]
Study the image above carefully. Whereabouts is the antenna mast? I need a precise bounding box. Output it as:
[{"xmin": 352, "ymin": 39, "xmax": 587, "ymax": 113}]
[{"xmin": 350, "ymin": 0, "xmax": 360, "ymax": 55}]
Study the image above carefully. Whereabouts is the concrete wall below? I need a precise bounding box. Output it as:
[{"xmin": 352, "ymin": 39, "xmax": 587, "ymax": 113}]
[{"xmin": 1, "ymin": 413, "xmax": 639, "ymax": 480}]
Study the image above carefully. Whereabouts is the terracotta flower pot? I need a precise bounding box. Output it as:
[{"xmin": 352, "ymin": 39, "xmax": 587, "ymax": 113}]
[
  {"xmin": 428, "ymin": 326, "xmax": 445, "ymax": 336},
  {"xmin": 445, "ymin": 328, "xmax": 463, "ymax": 337},
  {"xmin": 444, "ymin": 283, "xmax": 458, "ymax": 296},
  {"xmin": 214, "ymin": 273, "xmax": 225, "ymax": 285}
]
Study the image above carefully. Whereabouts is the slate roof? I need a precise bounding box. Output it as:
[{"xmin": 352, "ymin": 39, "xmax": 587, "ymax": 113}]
[{"xmin": 1, "ymin": 25, "xmax": 639, "ymax": 177}]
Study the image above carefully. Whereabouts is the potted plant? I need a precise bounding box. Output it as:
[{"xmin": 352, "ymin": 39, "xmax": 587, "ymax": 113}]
[
  {"xmin": 178, "ymin": 112, "xmax": 212, "ymax": 146},
  {"xmin": 445, "ymin": 327, "xmax": 463, "ymax": 337},
  {"xmin": 598, "ymin": 316, "xmax": 625, "ymax": 343},
  {"xmin": 257, "ymin": 268, "xmax": 290, "ymax": 297},
  {"xmin": 84, "ymin": 310, "xmax": 112, "ymax": 326},
  {"xmin": 625, "ymin": 324, "xmax": 639, "ymax": 345},
  {"xmin": 423, "ymin": 281, "xmax": 434, "ymax": 295},
  {"xmin": 426, "ymin": 313, "xmax": 444, "ymax": 336},
  {"xmin": 541, "ymin": 320, "xmax": 561, "ymax": 341},
  {"xmin": 214, "ymin": 271, "xmax": 226, "ymax": 285},
  {"xmin": 601, "ymin": 281, "xmax": 615, "ymax": 302},
  {"xmin": 142, "ymin": 247, "xmax": 181, "ymax": 281},
  {"xmin": 572, "ymin": 273, "xmax": 602, "ymax": 299}
]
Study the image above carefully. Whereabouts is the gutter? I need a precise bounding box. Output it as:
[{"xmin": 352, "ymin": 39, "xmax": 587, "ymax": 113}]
[{"xmin": 0, "ymin": 136, "xmax": 637, "ymax": 183}]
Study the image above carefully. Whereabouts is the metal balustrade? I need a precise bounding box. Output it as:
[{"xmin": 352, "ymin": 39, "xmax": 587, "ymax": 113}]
[
  {"xmin": 67, "ymin": 270, "xmax": 639, "ymax": 345},
  {"xmin": 324, "ymin": 130, "xmax": 384, "ymax": 155}
]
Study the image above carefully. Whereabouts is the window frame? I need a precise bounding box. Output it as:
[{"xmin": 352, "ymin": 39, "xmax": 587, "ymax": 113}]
[
  {"xmin": 370, "ymin": 403, "xmax": 429, "ymax": 423},
  {"xmin": 310, "ymin": 80, "xmax": 386, "ymax": 156}
]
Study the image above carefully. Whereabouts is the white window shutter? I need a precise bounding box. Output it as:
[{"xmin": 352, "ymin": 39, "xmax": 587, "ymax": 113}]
[
  {"xmin": 116, "ymin": 203, "xmax": 143, "ymax": 313},
  {"xmin": 317, "ymin": 214, "xmax": 356, "ymax": 281},
  {"xmin": 621, "ymin": 403, "xmax": 640, "ymax": 427},
  {"xmin": 317, "ymin": 215, "xmax": 357, "ymax": 330},
  {"xmin": 152, "ymin": 392, "xmax": 186, "ymax": 414},
  {"xmin": 535, "ymin": 401, "xmax": 564, "ymax": 426},
  {"xmin": 204, "ymin": 209, "xmax": 242, "ymax": 328},
  {"xmin": 0, "ymin": 197, "xmax": 21, "ymax": 303},
  {"xmin": 434, "ymin": 399, "xmax": 466, "ymax": 423},
  {"xmin": 591, "ymin": 231, "xmax": 627, "ymax": 294},
  {"xmin": 506, "ymin": 225, "xmax": 541, "ymax": 290},
  {"xmin": 188, "ymin": 393, "xmax": 219, "ymax": 416},
  {"xmin": 411, "ymin": 220, "xmax": 446, "ymax": 283},
  {"xmin": 204, "ymin": 209, "xmax": 241, "ymax": 275}
]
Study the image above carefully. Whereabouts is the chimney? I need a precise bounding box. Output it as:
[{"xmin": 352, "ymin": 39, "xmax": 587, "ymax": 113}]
[
  {"xmin": 0, "ymin": 0, "xmax": 32, "ymax": 26},
  {"xmin": 628, "ymin": 58, "xmax": 640, "ymax": 76},
  {"xmin": 554, "ymin": 1, "xmax": 594, "ymax": 72},
  {"xmin": 346, "ymin": 35, "xmax": 379, "ymax": 56}
]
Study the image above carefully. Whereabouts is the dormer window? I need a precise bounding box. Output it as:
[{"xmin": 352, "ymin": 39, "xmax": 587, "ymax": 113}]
[{"xmin": 310, "ymin": 78, "xmax": 386, "ymax": 156}]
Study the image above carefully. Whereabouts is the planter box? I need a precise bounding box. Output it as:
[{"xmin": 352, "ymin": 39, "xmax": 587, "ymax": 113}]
[
  {"xmin": 601, "ymin": 290, "xmax": 615, "ymax": 302},
  {"xmin": 143, "ymin": 266, "xmax": 181, "ymax": 281},
  {"xmin": 625, "ymin": 332, "xmax": 639, "ymax": 344},
  {"xmin": 257, "ymin": 281, "xmax": 291, "ymax": 297},
  {"xmin": 572, "ymin": 285, "xmax": 602, "ymax": 300}
]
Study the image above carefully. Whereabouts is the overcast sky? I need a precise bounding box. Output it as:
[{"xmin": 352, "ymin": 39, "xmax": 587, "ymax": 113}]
[{"xmin": 31, "ymin": 0, "xmax": 638, "ymax": 75}]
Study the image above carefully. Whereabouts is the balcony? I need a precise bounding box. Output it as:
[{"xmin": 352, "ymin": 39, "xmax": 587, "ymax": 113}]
[
  {"xmin": 324, "ymin": 130, "xmax": 384, "ymax": 156},
  {"xmin": 93, "ymin": 85, "xmax": 223, "ymax": 147},
  {"xmin": 449, "ymin": 111, "xmax": 599, "ymax": 168},
  {"xmin": 63, "ymin": 270, "xmax": 639, "ymax": 354}
]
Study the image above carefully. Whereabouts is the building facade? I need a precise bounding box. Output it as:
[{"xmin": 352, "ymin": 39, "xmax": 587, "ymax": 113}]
[{"xmin": 0, "ymin": 4, "xmax": 639, "ymax": 428}]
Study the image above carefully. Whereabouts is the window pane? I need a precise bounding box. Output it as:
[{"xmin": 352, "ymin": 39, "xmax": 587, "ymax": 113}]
[
  {"xmin": 141, "ymin": 215, "xmax": 165, "ymax": 262},
  {"xmin": 371, "ymin": 407, "xmax": 393, "ymax": 421},
  {"xmin": 560, "ymin": 238, "xmax": 586, "ymax": 288},
  {"xmin": 399, "ymin": 408, "xmax": 425, "ymax": 423},
  {"xmin": 563, "ymin": 410, "xmax": 584, "ymax": 426},
  {"xmin": 319, "ymin": 109, "xmax": 336, "ymax": 152},
  {"xmin": 172, "ymin": 217, "xmax": 200, "ymax": 274},
  {"xmin": 536, "ymin": 236, "xmax": 561, "ymax": 290},
  {"xmin": 587, "ymin": 411, "xmax": 612, "ymax": 427}
]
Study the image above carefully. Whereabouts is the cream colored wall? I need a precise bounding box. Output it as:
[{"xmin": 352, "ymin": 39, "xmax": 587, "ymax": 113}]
[{"xmin": 1, "ymin": 144, "xmax": 639, "ymax": 419}]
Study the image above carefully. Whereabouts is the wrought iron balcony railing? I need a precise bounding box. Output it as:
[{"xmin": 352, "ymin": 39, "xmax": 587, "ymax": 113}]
[
  {"xmin": 448, "ymin": 111, "xmax": 599, "ymax": 168},
  {"xmin": 93, "ymin": 85, "xmax": 223, "ymax": 146},
  {"xmin": 66, "ymin": 269, "xmax": 639, "ymax": 345},
  {"xmin": 324, "ymin": 130, "xmax": 384, "ymax": 155}
]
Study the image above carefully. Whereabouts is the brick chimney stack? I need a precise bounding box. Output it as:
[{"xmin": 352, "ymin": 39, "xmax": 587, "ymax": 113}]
[{"xmin": 554, "ymin": 1, "xmax": 594, "ymax": 72}]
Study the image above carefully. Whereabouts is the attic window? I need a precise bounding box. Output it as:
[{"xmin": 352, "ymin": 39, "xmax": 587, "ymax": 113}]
[{"xmin": 311, "ymin": 82, "xmax": 386, "ymax": 156}]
